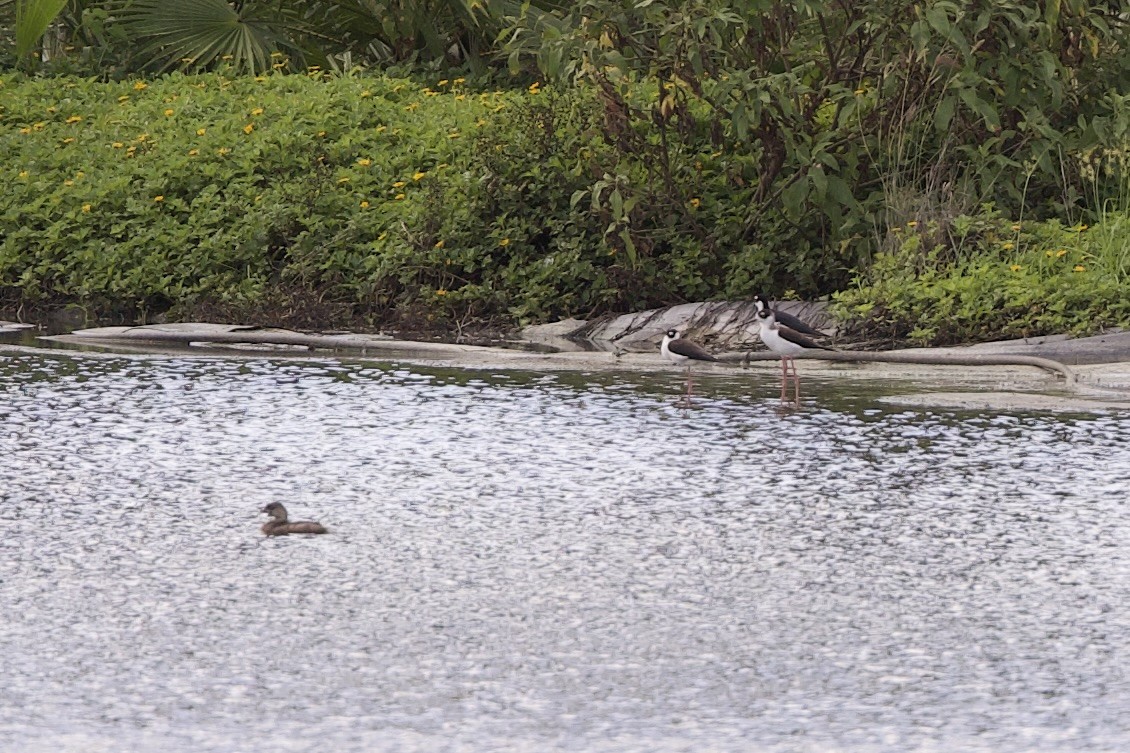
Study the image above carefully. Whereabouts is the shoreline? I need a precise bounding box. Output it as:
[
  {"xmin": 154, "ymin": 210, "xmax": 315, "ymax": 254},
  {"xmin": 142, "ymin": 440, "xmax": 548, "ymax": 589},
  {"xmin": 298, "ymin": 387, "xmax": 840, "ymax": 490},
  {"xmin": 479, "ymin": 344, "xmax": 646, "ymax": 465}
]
[{"xmin": 4, "ymin": 319, "xmax": 1130, "ymax": 413}]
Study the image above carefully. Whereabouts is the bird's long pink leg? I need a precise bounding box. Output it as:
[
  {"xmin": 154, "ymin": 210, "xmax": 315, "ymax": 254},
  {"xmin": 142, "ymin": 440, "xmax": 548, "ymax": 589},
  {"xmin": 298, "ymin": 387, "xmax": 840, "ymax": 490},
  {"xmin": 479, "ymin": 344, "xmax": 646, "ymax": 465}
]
[
  {"xmin": 779, "ymin": 358, "xmax": 788, "ymax": 401},
  {"xmin": 789, "ymin": 358, "xmax": 801, "ymax": 404}
]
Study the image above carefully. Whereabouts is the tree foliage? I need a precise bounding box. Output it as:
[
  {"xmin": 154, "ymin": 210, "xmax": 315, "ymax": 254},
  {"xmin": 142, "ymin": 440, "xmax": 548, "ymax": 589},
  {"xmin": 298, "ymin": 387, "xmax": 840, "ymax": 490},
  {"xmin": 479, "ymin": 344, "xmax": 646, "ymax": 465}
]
[{"xmin": 501, "ymin": 0, "xmax": 1130, "ymax": 295}]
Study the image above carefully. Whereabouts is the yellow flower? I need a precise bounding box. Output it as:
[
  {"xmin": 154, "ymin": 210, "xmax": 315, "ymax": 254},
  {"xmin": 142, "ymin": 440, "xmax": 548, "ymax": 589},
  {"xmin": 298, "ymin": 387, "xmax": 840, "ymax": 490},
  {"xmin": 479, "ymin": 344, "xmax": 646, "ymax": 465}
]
[
  {"xmin": 133, "ymin": 81, "xmax": 148, "ymax": 91},
  {"xmin": 453, "ymin": 77, "xmax": 465, "ymax": 84},
  {"xmin": 33, "ymin": 122, "xmax": 46, "ymax": 130},
  {"xmin": 1001, "ymin": 242, "xmax": 1014, "ymax": 250},
  {"xmin": 1072, "ymin": 223, "xmax": 1088, "ymax": 232},
  {"xmin": 360, "ymin": 91, "xmax": 371, "ymax": 98},
  {"xmin": 62, "ymin": 137, "xmax": 75, "ymax": 144},
  {"xmin": 854, "ymin": 88, "xmax": 866, "ymax": 96},
  {"xmin": 393, "ymin": 181, "xmax": 407, "ymax": 188},
  {"xmin": 438, "ymin": 79, "xmax": 449, "ymax": 86},
  {"xmin": 455, "ymin": 94, "xmax": 466, "ymax": 101},
  {"xmin": 154, "ymin": 195, "xmax": 164, "ymax": 202},
  {"xmin": 272, "ymin": 62, "xmax": 285, "ymax": 70},
  {"xmin": 394, "ymin": 193, "xmax": 406, "ymax": 200},
  {"xmin": 47, "ymin": 106, "xmax": 57, "ymax": 113},
  {"xmin": 1009, "ymin": 264, "xmax": 1021, "ymax": 272},
  {"xmin": 337, "ymin": 177, "xmax": 351, "ymax": 184},
  {"xmin": 499, "ymin": 238, "xmax": 510, "ymax": 247},
  {"xmin": 18, "ymin": 171, "xmax": 28, "ymax": 178},
  {"xmin": 375, "ymin": 125, "xmax": 387, "ymax": 133},
  {"xmin": 1056, "ymin": 248, "xmax": 1068, "ymax": 258},
  {"xmin": 1011, "ymin": 223, "xmax": 1021, "ymax": 231},
  {"xmin": 66, "ymin": 115, "xmax": 82, "ymax": 124},
  {"xmin": 271, "ymin": 51, "xmax": 283, "ymax": 58},
  {"xmin": 164, "ymin": 109, "xmax": 174, "ymax": 116},
  {"xmin": 316, "ymin": 130, "xmax": 326, "ymax": 137},
  {"xmin": 197, "ymin": 128, "xmax": 206, "ymax": 136},
  {"xmin": 1073, "ymin": 265, "xmax": 1086, "ymax": 272},
  {"xmin": 118, "ymin": 95, "xmax": 130, "ymax": 103},
  {"xmin": 307, "ymin": 65, "xmax": 320, "ymax": 71},
  {"xmin": 112, "ymin": 142, "xmax": 124, "ymax": 148},
  {"xmin": 1046, "ymin": 250, "xmax": 1054, "ymax": 257},
  {"xmin": 907, "ymin": 220, "xmax": 918, "ymax": 228},
  {"xmin": 19, "ymin": 127, "xmax": 31, "ymax": 135},
  {"xmin": 126, "ymin": 145, "xmax": 137, "ymax": 154},
  {"xmin": 243, "ymin": 123, "xmax": 254, "ymax": 134},
  {"xmin": 82, "ymin": 204, "xmax": 92, "ymax": 213},
  {"xmin": 689, "ymin": 198, "xmax": 701, "ymax": 209},
  {"xmin": 360, "ymin": 200, "xmax": 370, "ymax": 208},
  {"xmin": 75, "ymin": 171, "xmax": 84, "ymax": 179},
  {"xmin": 412, "ymin": 171, "xmax": 426, "ymax": 181},
  {"xmin": 448, "ymin": 131, "xmax": 460, "ymax": 139},
  {"xmin": 188, "ymin": 149, "xmax": 199, "ymax": 156},
  {"xmin": 435, "ymin": 288, "xmax": 447, "ymax": 296},
  {"xmin": 405, "ymin": 102, "xmax": 419, "ymax": 111},
  {"xmin": 434, "ymin": 240, "xmax": 445, "ymax": 248},
  {"xmin": 425, "ymin": 90, "xmax": 439, "ymax": 97},
  {"xmin": 217, "ymin": 147, "xmax": 230, "ymax": 155},
  {"xmin": 63, "ymin": 179, "xmax": 74, "ymax": 186},
  {"xmin": 137, "ymin": 133, "xmax": 149, "ymax": 142},
  {"xmin": 357, "ymin": 158, "xmax": 372, "ymax": 167},
  {"xmin": 250, "ymin": 107, "xmax": 264, "ymax": 116},
  {"xmin": 475, "ymin": 119, "xmax": 486, "ymax": 127}
]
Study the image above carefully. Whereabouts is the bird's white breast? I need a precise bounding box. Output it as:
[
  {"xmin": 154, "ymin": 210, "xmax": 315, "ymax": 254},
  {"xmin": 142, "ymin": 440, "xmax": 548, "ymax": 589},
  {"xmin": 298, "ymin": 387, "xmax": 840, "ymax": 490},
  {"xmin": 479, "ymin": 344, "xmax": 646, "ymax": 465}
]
[
  {"xmin": 758, "ymin": 321, "xmax": 806, "ymax": 356},
  {"xmin": 660, "ymin": 337, "xmax": 689, "ymax": 364}
]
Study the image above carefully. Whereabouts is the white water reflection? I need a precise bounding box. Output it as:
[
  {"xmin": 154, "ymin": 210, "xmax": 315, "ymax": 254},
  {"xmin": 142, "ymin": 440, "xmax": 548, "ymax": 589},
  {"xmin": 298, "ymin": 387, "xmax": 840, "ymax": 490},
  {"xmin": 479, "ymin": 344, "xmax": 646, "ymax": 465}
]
[{"xmin": 1, "ymin": 351, "xmax": 1129, "ymax": 752}]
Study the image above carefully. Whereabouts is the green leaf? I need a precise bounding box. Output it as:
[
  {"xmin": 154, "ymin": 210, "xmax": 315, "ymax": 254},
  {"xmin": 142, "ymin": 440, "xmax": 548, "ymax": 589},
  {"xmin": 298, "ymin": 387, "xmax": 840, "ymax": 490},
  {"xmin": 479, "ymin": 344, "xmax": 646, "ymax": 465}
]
[
  {"xmin": 934, "ymin": 96, "xmax": 956, "ymax": 132},
  {"xmin": 15, "ymin": 0, "xmax": 70, "ymax": 58}
]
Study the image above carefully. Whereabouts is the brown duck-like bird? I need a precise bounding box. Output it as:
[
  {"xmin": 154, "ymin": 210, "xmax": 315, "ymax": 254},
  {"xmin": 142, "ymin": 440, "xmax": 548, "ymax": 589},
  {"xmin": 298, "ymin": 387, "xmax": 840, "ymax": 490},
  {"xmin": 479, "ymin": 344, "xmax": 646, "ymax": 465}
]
[{"xmin": 260, "ymin": 502, "xmax": 328, "ymax": 536}]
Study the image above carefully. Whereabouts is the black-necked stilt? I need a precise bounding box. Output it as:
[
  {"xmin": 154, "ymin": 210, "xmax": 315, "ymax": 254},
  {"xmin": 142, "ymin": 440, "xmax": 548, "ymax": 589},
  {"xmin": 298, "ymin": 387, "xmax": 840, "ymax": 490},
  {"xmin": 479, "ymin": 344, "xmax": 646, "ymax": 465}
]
[
  {"xmin": 660, "ymin": 328, "xmax": 718, "ymax": 402},
  {"xmin": 752, "ymin": 294, "xmax": 824, "ymax": 337},
  {"xmin": 754, "ymin": 308, "xmax": 831, "ymax": 402}
]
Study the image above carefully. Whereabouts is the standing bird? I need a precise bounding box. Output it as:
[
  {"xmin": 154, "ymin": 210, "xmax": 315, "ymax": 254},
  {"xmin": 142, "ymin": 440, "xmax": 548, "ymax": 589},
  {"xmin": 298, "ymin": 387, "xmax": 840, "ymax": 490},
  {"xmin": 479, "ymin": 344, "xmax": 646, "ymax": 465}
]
[
  {"xmin": 660, "ymin": 328, "xmax": 719, "ymax": 403},
  {"xmin": 754, "ymin": 307, "xmax": 832, "ymax": 402},
  {"xmin": 751, "ymin": 294, "xmax": 824, "ymax": 337},
  {"xmin": 260, "ymin": 502, "xmax": 328, "ymax": 536}
]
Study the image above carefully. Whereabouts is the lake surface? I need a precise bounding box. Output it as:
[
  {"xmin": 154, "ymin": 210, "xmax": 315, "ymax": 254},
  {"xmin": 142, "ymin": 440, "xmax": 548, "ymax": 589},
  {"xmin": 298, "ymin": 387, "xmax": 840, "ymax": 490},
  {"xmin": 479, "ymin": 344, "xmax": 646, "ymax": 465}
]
[{"xmin": 1, "ymin": 349, "xmax": 1128, "ymax": 752}]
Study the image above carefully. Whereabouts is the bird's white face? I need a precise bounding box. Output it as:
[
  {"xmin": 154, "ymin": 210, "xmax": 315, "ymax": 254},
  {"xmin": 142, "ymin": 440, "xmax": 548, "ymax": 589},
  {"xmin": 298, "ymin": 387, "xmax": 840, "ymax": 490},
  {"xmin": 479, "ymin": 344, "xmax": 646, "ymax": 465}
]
[{"xmin": 755, "ymin": 309, "xmax": 775, "ymax": 328}]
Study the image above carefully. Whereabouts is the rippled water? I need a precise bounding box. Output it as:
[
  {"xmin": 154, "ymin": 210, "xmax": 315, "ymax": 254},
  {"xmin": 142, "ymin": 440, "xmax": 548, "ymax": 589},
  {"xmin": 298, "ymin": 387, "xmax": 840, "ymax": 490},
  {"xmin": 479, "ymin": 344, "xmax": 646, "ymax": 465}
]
[{"xmin": 2, "ymin": 349, "xmax": 1129, "ymax": 753}]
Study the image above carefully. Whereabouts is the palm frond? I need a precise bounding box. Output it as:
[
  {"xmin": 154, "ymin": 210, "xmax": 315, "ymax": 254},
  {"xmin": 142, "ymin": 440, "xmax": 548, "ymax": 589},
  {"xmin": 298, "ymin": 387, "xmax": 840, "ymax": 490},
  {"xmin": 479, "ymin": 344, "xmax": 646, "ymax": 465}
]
[
  {"xmin": 14, "ymin": 0, "xmax": 69, "ymax": 57},
  {"xmin": 115, "ymin": 0, "xmax": 297, "ymax": 74}
]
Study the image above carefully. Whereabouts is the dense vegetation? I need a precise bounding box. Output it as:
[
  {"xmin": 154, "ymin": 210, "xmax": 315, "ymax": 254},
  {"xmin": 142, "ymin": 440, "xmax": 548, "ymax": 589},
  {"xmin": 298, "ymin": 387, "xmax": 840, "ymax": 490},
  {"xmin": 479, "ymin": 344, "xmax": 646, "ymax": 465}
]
[{"xmin": 2, "ymin": 1, "xmax": 1128, "ymax": 342}]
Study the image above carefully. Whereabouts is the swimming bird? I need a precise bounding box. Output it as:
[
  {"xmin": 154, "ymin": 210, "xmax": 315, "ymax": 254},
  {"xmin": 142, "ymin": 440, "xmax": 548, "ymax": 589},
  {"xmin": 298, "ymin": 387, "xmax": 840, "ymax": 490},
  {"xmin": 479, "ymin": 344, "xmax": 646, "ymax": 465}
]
[
  {"xmin": 661, "ymin": 328, "xmax": 718, "ymax": 402},
  {"xmin": 753, "ymin": 307, "xmax": 832, "ymax": 402},
  {"xmin": 751, "ymin": 294, "xmax": 824, "ymax": 337},
  {"xmin": 260, "ymin": 502, "xmax": 328, "ymax": 536}
]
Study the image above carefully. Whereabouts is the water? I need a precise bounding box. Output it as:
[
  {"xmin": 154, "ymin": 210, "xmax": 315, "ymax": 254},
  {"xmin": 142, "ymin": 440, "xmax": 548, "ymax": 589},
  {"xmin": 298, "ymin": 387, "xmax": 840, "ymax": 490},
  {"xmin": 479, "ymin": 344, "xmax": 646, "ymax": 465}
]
[{"xmin": 2, "ymin": 349, "xmax": 1128, "ymax": 752}]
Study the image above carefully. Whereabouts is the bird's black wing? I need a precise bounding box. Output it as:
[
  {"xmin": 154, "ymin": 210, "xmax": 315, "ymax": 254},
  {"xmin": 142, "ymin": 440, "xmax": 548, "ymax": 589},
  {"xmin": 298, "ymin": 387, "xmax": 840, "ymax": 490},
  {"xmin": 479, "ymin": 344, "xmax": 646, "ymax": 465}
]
[
  {"xmin": 667, "ymin": 338, "xmax": 719, "ymax": 362},
  {"xmin": 773, "ymin": 308, "xmax": 824, "ymax": 337},
  {"xmin": 777, "ymin": 326, "xmax": 832, "ymax": 351}
]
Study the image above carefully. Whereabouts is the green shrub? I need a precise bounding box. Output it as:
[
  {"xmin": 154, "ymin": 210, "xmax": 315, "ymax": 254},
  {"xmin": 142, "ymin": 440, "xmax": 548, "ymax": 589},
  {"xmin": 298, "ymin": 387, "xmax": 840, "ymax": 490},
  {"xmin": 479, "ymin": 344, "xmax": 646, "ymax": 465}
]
[
  {"xmin": 0, "ymin": 70, "xmax": 874, "ymax": 329},
  {"xmin": 833, "ymin": 208, "xmax": 1130, "ymax": 346}
]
